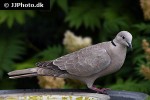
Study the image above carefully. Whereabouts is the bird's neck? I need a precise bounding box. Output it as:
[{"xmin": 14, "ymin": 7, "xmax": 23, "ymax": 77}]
[
  {"xmin": 110, "ymin": 39, "xmax": 127, "ymax": 55},
  {"xmin": 112, "ymin": 39, "xmax": 127, "ymax": 49},
  {"xmin": 111, "ymin": 40, "xmax": 116, "ymax": 46},
  {"xmin": 111, "ymin": 39, "xmax": 118, "ymax": 47}
]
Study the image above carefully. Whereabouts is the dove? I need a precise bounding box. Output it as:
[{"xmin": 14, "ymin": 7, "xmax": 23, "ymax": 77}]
[{"xmin": 8, "ymin": 31, "xmax": 132, "ymax": 94}]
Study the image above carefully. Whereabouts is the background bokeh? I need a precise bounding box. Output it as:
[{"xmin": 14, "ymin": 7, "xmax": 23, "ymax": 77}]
[{"xmin": 0, "ymin": 0, "xmax": 150, "ymax": 95}]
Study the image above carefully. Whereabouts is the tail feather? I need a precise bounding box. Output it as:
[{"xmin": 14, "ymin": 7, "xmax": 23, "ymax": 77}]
[
  {"xmin": 8, "ymin": 68, "xmax": 39, "ymax": 79},
  {"xmin": 8, "ymin": 66, "xmax": 67, "ymax": 79},
  {"xmin": 9, "ymin": 73, "xmax": 38, "ymax": 79}
]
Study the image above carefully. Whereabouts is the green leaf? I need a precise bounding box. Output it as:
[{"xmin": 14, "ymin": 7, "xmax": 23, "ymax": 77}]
[
  {"xmin": 15, "ymin": 46, "xmax": 63, "ymax": 70},
  {"xmin": 7, "ymin": 12, "xmax": 14, "ymax": 28},
  {"xmin": 109, "ymin": 79, "xmax": 150, "ymax": 93},
  {"xmin": 37, "ymin": 45, "xmax": 62, "ymax": 60},
  {"xmin": 0, "ymin": 12, "xmax": 7, "ymax": 23},
  {"xmin": 16, "ymin": 62, "xmax": 34, "ymax": 70},
  {"xmin": 15, "ymin": 12, "xmax": 25, "ymax": 24},
  {"xmin": 0, "ymin": 34, "xmax": 26, "ymax": 74},
  {"xmin": 132, "ymin": 23, "xmax": 150, "ymax": 34},
  {"xmin": 102, "ymin": 8, "xmax": 119, "ymax": 20},
  {"xmin": 25, "ymin": 10, "xmax": 35, "ymax": 17},
  {"xmin": 65, "ymin": 1, "xmax": 102, "ymax": 29},
  {"xmin": 57, "ymin": 0, "xmax": 68, "ymax": 13},
  {"xmin": 103, "ymin": 18, "xmax": 128, "ymax": 33},
  {"xmin": 0, "ymin": 10, "xmax": 35, "ymax": 28}
]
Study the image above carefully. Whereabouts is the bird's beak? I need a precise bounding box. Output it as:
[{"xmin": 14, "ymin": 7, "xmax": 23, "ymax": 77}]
[{"xmin": 127, "ymin": 41, "xmax": 132, "ymax": 49}]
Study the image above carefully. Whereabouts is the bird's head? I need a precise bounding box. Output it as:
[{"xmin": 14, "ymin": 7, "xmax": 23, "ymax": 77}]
[{"xmin": 113, "ymin": 31, "xmax": 132, "ymax": 49}]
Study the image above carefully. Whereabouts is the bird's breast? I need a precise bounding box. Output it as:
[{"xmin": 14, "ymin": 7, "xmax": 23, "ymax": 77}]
[
  {"xmin": 95, "ymin": 45, "xmax": 127, "ymax": 77},
  {"xmin": 108, "ymin": 46, "xmax": 127, "ymax": 72}
]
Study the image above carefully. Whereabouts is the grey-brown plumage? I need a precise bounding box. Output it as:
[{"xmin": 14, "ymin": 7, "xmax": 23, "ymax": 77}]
[{"xmin": 8, "ymin": 31, "xmax": 132, "ymax": 93}]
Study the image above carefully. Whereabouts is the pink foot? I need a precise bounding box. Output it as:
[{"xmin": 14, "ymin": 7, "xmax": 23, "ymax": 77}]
[{"xmin": 90, "ymin": 86, "xmax": 111, "ymax": 94}]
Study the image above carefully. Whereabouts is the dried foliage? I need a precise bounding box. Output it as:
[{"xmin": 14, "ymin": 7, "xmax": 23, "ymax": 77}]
[
  {"xmin": 140, "ymin": 39, "xmax": 150, "ymax": 80},
  {"xmin": 140, "ymin": 0, "xmax": 150, "ymax": 20},
  {"xmin": 38, "ymin": 76, "xmax": 65, "ymax": 89},
  {"xmin": 63, "ymin": 30, "xmax": 92, "ymax": 52},
  {"xmin": 140, "ymin": 65, "xmax": 150, "ymax": 80}
]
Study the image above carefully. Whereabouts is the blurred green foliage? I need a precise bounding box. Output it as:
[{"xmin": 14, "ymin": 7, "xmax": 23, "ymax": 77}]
[
  {"xmin": 109, "ymin": 78, "xmax": 150, "ymax": 93},
  {"xmin": 0, "ymin": 34, "xmax": 25, "ymax": 77},
  {"xmin": 0, "ymin": 11, "xmax": 34, "ymax": 27},
  {"xmin": 0, "ymin": 0, "xmax": 150, "ymax": 95}
]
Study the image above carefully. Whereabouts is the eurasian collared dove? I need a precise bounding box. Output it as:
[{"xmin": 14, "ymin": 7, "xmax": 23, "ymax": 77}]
[{"xmin": 8, "ymin": 31, "xmax": 132, "ymax": 93}]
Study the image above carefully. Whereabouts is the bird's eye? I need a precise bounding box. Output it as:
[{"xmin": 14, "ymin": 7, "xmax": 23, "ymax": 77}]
[{"xmin": 122, "ymin": 36, "xmax": 125, "ymax": 39}]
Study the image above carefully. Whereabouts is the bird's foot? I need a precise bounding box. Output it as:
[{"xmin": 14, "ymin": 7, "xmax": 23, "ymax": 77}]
[{"xmin": 90, "ymin": 86, "xmax": 110, "ymax": 94}]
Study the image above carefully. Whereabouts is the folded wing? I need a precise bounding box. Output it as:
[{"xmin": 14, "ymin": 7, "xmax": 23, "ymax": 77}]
[{"xmin": 53, "ymin": 45, "xmax": 111, "ymax": 76}]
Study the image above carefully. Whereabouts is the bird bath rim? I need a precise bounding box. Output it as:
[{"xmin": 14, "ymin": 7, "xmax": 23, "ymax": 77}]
[{"xmin": 0, "ymin": 89, "xmax": 148, "ymax": 100}]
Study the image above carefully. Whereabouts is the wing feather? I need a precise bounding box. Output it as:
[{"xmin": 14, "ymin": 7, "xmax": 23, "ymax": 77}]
[{"xmin": 53, "ymin": 44, "xmax": 111, "ymax": 76}]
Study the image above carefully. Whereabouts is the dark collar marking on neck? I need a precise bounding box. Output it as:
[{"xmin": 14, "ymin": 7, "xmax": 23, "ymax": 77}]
[{"xmin": 111, "ymin": 40, "xmax": 116, "ymax": 46}]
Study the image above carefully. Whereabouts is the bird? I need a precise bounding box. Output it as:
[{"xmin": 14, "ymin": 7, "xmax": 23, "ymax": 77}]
[{"xmin": 8, "ymin": 31, "xmax": 132, "ymax": 94}]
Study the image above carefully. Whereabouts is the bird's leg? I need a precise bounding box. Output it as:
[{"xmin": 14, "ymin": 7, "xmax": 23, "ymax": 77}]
[{"xmin": 90, "ymin": 85, "xmax": 110, "ymax": 94}]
